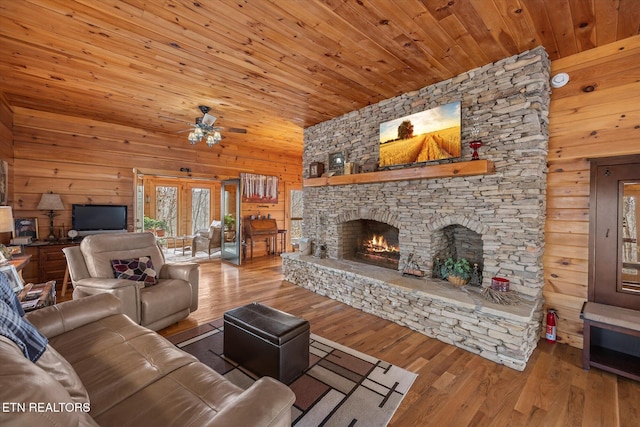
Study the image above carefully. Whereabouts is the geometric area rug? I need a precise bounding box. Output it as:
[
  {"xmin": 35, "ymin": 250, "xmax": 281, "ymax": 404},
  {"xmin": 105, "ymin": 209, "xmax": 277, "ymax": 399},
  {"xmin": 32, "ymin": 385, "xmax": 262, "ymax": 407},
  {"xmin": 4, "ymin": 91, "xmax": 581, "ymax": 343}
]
[{"xmin": 167, "ymin": 319, "xmax": 418, "ymax": 426}]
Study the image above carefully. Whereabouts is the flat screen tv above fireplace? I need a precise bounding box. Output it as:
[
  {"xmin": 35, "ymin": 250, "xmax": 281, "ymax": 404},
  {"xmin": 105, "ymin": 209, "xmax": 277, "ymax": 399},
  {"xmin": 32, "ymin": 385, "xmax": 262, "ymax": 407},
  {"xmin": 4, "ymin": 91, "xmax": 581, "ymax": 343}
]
[
  {"xmin": 72, "ymin": 204, "xmax": 128, "ymax": 236},
  {"xmin": 378, "ymin": 100, "xmax": 461, "ymax": 168}
]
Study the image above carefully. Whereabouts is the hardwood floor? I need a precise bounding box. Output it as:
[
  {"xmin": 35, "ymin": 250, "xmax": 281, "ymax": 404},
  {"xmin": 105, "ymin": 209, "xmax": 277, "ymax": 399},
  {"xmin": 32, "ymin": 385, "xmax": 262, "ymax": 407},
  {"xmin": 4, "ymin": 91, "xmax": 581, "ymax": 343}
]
[{"xmin": 127, "ymin": 257, "xmax": 638, "ymax": 426}]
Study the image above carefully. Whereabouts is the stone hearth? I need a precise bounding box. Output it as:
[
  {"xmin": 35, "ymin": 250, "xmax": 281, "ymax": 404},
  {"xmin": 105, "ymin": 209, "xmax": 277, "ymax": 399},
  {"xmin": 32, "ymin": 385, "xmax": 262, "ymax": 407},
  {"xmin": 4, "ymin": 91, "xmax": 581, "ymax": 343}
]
[
  {"xmin": 282, "ymin": 255, "xmax": 542, "ymax": 371},
  {"xmin": 284, "ymin": 47, "xmax": 550, "ymax": 370}
]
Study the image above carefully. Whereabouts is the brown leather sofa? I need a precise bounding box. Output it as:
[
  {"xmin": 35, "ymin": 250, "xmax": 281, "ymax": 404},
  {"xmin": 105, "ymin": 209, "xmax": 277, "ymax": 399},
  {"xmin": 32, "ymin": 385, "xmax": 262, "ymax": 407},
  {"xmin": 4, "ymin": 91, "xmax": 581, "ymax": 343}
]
[
  {"xmin": 64, "ymin": 232, "xmax": 198, "ymax": 331},
  {"xmin": 0, "ymin": 293, "xmax": 295, "ymax": 426}
]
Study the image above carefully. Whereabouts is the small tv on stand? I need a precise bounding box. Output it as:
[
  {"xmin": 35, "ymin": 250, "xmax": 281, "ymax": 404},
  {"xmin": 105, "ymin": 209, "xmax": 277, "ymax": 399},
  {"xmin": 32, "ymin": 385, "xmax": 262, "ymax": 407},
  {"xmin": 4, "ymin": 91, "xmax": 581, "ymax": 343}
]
[{"xmin": 72, "ymin": 204, "xmax": 128, "ymax": 237}]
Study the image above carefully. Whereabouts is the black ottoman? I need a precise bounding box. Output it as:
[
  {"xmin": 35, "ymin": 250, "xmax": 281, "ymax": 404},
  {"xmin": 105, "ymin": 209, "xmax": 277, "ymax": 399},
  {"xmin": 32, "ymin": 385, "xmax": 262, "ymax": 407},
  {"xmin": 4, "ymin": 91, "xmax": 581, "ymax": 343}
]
[{"xmin": 223, "ymin": 302, "xmax": 310, "ymax": 384}]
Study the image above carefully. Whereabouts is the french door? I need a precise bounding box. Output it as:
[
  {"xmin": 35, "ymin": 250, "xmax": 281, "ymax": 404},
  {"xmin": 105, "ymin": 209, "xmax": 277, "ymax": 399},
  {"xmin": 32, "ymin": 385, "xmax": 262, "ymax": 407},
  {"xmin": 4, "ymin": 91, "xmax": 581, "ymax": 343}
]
[
  {"xmin": 138, "ymin": 174, "xmax": 218, "ymax": 238},
  {"xmin": 221, "ymin": 179, "xmax": 241, "ymax": 265}
]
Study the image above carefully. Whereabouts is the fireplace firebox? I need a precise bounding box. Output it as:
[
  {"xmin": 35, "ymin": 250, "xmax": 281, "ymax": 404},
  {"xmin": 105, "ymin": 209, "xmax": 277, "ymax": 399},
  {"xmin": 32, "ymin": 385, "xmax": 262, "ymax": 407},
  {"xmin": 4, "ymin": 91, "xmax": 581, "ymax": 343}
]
[{"xmin": 342, "ymin": 220, "xmax": 400, "ymax": 270}]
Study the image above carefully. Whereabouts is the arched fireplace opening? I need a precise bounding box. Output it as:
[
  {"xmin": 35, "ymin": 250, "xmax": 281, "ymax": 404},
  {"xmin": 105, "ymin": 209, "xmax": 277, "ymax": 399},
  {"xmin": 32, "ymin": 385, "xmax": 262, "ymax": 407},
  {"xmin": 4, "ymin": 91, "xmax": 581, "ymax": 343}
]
[
  {"xmin": 431, "ymin": 224, "xmax": 484, "ymax": 275},
  {"xmin": 341, "ymin": 219, "xmax": 400, "ymax": 270}
]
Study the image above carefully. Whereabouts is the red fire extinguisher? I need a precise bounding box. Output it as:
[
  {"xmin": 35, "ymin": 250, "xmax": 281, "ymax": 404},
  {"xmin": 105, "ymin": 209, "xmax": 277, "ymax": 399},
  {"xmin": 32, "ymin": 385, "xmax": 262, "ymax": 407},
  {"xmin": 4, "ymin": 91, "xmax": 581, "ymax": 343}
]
[{"xmin": 546, "ymin": 309, "xmax": 558, "ymax": 343}]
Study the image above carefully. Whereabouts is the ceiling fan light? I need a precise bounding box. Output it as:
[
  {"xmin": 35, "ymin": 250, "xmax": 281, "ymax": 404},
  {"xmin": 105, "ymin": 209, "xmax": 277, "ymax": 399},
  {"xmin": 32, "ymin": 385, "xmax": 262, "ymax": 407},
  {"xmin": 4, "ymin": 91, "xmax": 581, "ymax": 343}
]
[
  {"xmin": 188, "ymin": 132, "xmax": 199, "ymax": 144},
  {"xmin": 213, "ymin": 131, "xmax": 222, "ymax": 144},
  {"xmin": 206, "ymin": 134, "xmax": 217, "ymax": 147},
  {"xmin": 194, "ymin": 127, "xmax": 204, "ymax": 137}
]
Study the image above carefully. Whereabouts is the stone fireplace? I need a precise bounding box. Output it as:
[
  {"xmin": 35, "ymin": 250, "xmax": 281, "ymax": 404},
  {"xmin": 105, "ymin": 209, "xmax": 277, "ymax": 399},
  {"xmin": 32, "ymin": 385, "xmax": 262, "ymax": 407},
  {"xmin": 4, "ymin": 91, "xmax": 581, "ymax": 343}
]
[{"xmin": 283, "ymin": 47, "xmax": 550, "ymax": 370}]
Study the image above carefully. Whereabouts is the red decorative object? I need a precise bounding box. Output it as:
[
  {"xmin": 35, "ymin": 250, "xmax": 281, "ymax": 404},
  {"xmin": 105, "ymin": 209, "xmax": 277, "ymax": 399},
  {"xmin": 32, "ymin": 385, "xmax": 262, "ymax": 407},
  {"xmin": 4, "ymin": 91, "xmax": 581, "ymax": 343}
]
[
  {"xmin": 469, "ymin": 140, "xmax": 482, "ymax": 160},
  {"xmin": 491, "ymin": 276, "xmax": 509, "ymax": 292},
  {"xmin": 545, "ymin": 309, "xmax": 558, "ymax": 343}
]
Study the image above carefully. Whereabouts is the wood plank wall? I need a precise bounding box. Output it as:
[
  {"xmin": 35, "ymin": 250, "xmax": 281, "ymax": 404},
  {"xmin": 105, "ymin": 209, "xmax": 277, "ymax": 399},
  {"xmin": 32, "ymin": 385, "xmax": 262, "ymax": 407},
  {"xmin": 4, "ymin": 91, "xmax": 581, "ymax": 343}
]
[
  {"xmin": 0, "ymin": 95, "xmax": 14, "ymax": 245},
  {"xmin": 7, "ymin": 107, "xmax": 301, "ymax": 256},
  {"xmin": 545, "ymin": 35, "xmax": 640, "ymax": 348}
]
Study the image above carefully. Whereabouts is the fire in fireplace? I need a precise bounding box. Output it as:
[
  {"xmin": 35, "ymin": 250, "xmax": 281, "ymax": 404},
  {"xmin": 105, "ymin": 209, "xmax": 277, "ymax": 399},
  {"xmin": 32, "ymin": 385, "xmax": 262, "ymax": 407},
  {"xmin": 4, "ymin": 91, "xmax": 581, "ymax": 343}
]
[
  {"xmin": 365, "ymin": 234, "xmax": 397, "ymax": 253},
  {"xmin": 357, "ymin": 232, "xmax": 400, "ymax": 269},
  {"xmin": 343, "ymin": 220, "xmax": 400, "ymax": 270}
]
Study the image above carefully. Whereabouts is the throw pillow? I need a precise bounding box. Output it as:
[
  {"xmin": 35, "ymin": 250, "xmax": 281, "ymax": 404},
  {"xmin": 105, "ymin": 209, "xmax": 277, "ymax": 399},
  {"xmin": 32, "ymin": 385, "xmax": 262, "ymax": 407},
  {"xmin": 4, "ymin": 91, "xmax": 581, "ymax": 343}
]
[{"xmin": 111, "ymin": 256, "xmax": 157, "ymax": 286}]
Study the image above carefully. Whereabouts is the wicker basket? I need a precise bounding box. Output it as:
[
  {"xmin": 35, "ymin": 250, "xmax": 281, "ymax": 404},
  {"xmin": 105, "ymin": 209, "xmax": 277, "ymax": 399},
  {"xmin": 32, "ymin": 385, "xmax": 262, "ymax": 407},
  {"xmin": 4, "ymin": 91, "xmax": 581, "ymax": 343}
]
[{"xmin": 447, "ymin": 275, "xmax": 468, "ymax": 286}]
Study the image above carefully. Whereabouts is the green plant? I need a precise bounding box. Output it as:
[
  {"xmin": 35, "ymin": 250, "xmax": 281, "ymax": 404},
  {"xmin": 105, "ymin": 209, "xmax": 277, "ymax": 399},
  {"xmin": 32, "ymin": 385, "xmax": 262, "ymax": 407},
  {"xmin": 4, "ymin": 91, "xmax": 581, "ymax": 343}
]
[
  {"xmin": 440, "ymin": 257, "xmax": 472, "ymax": 280},
  {"xmin": 143, "ymin": 216, "xmax": 167, "ymax": 233},
  {"xmin": 223, "ymin": 214, "xmax": 236, "ymax": 230},
  {"xmin": 143, "ymin": 216, "xmax": 155, "ymax": 230}
]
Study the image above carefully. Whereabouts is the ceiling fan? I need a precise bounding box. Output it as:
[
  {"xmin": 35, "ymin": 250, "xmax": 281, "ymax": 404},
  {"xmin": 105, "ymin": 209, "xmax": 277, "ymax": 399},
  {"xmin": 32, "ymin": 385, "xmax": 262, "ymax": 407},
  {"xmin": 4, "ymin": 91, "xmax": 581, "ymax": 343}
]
[{"xmin": 175, "ymin": 105, "xmax": 247, "ymax": 147}]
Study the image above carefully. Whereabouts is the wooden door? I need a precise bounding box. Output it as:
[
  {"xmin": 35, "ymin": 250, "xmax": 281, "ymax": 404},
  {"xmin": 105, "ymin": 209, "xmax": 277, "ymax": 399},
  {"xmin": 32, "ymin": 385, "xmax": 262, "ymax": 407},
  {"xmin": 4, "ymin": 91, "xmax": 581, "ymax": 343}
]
[{"xmin": 589, "ymin": 155, "xmax": 640, "ymax": 310}]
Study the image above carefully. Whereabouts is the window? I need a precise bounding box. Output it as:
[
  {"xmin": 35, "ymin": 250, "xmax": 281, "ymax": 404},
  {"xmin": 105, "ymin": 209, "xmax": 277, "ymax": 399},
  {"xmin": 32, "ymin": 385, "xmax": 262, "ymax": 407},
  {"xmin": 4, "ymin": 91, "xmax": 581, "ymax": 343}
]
[
  {"xmin": 290, "ymin": 189, "xmax": 303, "ymax": 244},
  {"xmin": 191, "ymin": 188, "xmax": 211, "ymax": 234},
  {"xmin": 156, "ymin": 185, "xmax": 178, "ymax": 236},
  {"xmin": 622, "ymin": 185, "xmax": 640, "ymax": 292}
]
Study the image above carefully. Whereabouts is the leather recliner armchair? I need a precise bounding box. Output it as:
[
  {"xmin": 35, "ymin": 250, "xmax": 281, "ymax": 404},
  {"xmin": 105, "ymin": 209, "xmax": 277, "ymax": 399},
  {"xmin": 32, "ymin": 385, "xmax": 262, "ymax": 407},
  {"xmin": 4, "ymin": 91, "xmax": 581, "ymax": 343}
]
[{"xmin": 63, "ymin": 232, "xmax": 199, "ymax": 331}]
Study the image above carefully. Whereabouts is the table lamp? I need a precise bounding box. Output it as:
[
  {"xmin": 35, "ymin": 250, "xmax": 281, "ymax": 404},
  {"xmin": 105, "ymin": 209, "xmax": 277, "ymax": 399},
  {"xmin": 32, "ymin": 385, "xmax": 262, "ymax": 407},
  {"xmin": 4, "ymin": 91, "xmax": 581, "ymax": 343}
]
[
  {"xmin": 37, "ymin": 192, "xmax": 65, "ymax": 242},
  {"xmin": 0, "ymin": 206, "xmax": 14, "ymax": 233}
]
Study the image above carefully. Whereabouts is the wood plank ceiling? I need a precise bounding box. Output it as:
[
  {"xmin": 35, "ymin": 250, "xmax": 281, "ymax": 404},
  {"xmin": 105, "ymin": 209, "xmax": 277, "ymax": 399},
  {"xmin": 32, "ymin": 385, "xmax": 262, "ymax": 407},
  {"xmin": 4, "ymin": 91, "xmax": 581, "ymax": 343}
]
[{"xmin": 1, "ymin": 0, "xmax": 639, "ymax": 158}]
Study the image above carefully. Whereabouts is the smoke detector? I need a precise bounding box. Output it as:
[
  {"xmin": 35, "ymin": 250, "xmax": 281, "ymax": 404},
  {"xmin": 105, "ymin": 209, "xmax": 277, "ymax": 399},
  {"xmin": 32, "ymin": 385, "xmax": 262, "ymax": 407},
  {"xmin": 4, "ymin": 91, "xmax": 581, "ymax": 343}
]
[{"xmin": 551, "ymin": 72, "xmax": 569, "ymax": 88}]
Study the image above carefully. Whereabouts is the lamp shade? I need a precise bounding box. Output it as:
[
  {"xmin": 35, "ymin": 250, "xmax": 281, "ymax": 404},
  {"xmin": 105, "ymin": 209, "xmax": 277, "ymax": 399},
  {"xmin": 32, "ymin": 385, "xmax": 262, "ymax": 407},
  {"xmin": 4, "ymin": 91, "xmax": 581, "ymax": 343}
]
[
  {"xmin": 37, "ymin": 193, "xmax": 65, "ymax": 211},
  {"xmin": 0, "ymin": 206, "xmax": 14, "ymax": 233}
]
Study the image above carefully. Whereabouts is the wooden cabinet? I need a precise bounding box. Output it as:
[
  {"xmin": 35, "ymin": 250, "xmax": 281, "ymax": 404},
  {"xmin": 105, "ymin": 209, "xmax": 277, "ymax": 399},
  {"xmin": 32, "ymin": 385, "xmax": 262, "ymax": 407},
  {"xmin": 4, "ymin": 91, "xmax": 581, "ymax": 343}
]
[
  {"xmin": 22, "ymin": 242, "xmax": 79, "ymax": 292},
  {"xmin": 21, "ymin": 246, "xmax": 40, "ymax": 284},
  {"xmin": 586, "ymin": 156, "xmax": 640, "ymax": 380}
]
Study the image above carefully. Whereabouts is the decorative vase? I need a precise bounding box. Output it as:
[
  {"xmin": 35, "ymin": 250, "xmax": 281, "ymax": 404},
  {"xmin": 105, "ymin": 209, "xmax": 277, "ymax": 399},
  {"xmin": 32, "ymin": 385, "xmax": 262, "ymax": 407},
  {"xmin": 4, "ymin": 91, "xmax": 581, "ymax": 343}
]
[
  {"xmin": 469, "ymin": 140, "xmax": 482, "ymax": 160},
  {"xmin": 447, "ymin": 275, "xmax": 468, "ymax": 286}
]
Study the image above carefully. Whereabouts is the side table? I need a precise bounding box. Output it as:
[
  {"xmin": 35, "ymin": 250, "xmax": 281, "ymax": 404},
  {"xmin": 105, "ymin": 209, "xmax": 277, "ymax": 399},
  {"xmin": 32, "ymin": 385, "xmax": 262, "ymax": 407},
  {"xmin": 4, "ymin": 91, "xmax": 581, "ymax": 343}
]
[
  {"xmin": 171, "ymin": 235, "xmax": 194, "ymax": 256},
  {"xmin": 9, "ymin": 255, "xmax": 31, "ymax": 281}
]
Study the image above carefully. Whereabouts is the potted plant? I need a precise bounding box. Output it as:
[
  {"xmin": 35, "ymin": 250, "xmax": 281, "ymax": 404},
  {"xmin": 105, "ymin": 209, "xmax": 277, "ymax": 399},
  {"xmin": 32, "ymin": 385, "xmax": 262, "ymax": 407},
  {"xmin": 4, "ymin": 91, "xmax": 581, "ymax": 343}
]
[
  {"xmin": 440, "ymin": 257, "xmax": 472, "ymax": 286},
  {"xmin": 143, "ymin": 216, "xmax": 168, "ymax": 237},
  {"xmin": 223, "ymin": 214, "xmax": 236, "ymax": 242},
  {"xmin": 223, "ymin": 214, "xmax": 236, "ymax": 230},
  {"xmin": 154, "ymin": 219, "xmax": 168, "ymax": 237},
  {"xmin": 143, "ymin": 216, "xmax": 156, "ymax": 231}
]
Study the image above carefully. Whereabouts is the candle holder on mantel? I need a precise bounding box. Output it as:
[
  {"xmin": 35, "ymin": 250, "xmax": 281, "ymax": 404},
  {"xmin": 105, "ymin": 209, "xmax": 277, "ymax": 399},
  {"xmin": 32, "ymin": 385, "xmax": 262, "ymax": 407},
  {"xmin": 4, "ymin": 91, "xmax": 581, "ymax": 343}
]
[
  {"xmin": 469, "ymin": 115, "xmax": 482, "ymax": 160},
  {"xmin": 469, "ymin": 140, "xmax": 482, "ymax": 160}
]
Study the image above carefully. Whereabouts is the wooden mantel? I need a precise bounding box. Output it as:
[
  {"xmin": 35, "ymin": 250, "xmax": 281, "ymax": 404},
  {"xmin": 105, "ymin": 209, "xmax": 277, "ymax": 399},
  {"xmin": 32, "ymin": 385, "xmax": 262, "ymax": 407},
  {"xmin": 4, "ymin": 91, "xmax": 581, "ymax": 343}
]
[{"xmin": 303, "ymin": 159, "xmax": 495, "ymax": 187}]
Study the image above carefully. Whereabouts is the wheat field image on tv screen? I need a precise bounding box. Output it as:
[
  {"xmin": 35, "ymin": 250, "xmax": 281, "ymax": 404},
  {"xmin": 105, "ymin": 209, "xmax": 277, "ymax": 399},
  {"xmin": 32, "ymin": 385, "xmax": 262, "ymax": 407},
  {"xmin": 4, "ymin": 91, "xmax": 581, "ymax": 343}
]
[{"xmin": 379, "ymin": 101, "xmax": 461, "ymax": 168}]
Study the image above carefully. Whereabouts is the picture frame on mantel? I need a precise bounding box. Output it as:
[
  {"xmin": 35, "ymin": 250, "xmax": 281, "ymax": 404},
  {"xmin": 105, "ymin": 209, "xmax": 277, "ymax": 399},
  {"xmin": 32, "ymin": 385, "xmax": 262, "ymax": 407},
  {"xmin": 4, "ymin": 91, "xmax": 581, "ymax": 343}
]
[
  {"xmin": 309, "ymin": 162, "xmax": 324, "ymax": 178},
  {"xmin": 328, "ymin": 151, "xmax": 345, "ymax": 173}
]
